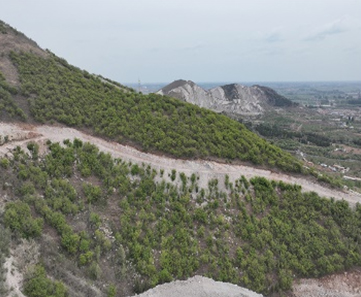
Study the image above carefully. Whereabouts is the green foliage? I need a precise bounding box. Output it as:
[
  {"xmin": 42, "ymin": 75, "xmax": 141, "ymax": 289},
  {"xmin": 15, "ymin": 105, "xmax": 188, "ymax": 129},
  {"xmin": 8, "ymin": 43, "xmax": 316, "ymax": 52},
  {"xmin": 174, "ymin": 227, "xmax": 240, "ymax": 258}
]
[
  {"xmin": 0, "ymin": 69, "xmax": 26, "ymax": 119},
  {"xmin": 158, "ymin": 268, "xmax": 172, "ymax": 283},
  {"xmin": 171, "ymin": 169, "xmax": 176, "ymax": 181},
  {"xmin": 83, "ymin": 183, "xmax": 102, "ymax": 204},
  {"xmin": 0, "ymin": 157, "xmax": 9, "ymax": 169},
  {"xmin": 45, "ymin": 179, "xmax": 78, "ymax": 214},
  {"xmin": 107, "ymin": 284, "xmax": 117, "ymax": 297},
  {"xmin": 79, "ymin": 251, "xmax": 94, "ymax": 266},
  {"xmin": 131, "ymin": 164, "xmax": 140, "ymax": 175},
  {"xmin": 27, "ymin": 142, "xmax": 39, "ymax": 160},
  {"xmin": 4, "ymin": 201, "xmax": 43, "ymax": 239},
  {"xmin": 61, "ymin": 231, "xmax": 80, "ymax": 254},
  {"xmin": 0, "ymin": 226, "xmax": 10, "ymax": 295},
  {"xmin": 89, "ymin": 212, "xmax": 102, "ymax": 228},
  {"xmin": 0, "ymin": 226, "xmax": 10, "ymax": 258},
  {"xmin": 45, "ymin": 143, "xmax": 75, "ymax": 178},
  {"xmin": 0, "ymin": 21, "xmax": 8, "ymax": 34},
  {"xmin": 23, "ymin": 265, "xmax": 68, "ymax": 297},
  {"xmin": 2, "ymin": 139, "xmax": 361, "ymax": 295},
  {"xmin": 10, "ymin": 51, "xmax": 302, "ymax": 173},
  {"xmin": 256, "ymin": 123, "xmax": 331, "ymax": 147},
  {"xmin": 87, "ymin": 261, "xmax": 102, "ymax": 280}
]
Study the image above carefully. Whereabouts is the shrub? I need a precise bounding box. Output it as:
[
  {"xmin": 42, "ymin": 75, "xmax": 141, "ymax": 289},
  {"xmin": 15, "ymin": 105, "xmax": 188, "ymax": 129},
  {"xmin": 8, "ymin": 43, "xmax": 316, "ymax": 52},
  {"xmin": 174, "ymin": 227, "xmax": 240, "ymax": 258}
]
[
  {"xmin": 83, "ymin": 183, "xmax": 102, "ymax": 204},
  {"xmin": 23, "ymin": 265, "xmax": 68, "ymax": 297},
  {"xmin": 171, "ymin": 169, "xmax": 176, "ymax": 181},
  {"xmin": 4, "ymin": 201, "xmax": 43, "ymax": 239},
  {"xmin": 0, "ymin": 158, "xmax": 9, "ymax": 169}
]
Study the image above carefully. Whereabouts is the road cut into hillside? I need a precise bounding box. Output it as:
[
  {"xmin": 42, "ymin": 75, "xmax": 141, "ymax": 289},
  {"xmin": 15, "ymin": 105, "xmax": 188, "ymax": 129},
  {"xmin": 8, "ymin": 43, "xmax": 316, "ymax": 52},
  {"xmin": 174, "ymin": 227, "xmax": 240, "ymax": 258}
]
[{"xmin": 1, "ymin": 122, "xmax": 360, "ymax": 207}]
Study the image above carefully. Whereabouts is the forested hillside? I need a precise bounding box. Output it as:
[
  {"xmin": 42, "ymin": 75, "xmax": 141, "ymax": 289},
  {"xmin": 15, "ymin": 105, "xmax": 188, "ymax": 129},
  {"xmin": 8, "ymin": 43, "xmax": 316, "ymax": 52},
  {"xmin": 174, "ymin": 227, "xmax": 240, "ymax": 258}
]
[
  {"xmin": 0, "ymin": 70, "xmax": 26, "ymax": 120},
  {"xmin": 0, "ymin": 24, "xmax": 303, "ymax": 173},
  {"xmin": 2, "ymin": 19, "xmax": 360, "ymax": 297},
  {"xmin": 6, "ymin": 50, "xmax": 301, "ymax": 172},
  {"xmin": 0, "ymin": 141, "xmax": 360, "ymax": 296}
]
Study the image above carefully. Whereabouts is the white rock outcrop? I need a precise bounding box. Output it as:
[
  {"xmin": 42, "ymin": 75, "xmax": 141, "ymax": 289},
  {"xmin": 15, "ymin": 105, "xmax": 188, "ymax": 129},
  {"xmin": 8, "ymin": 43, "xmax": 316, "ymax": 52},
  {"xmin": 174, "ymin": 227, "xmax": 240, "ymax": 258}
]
[
  {"xmin": 157, "ymin": 80, "xmax": 296, "ymax": 117},
  {"xmin": 131, "ymin": 275, "xmax": 263, "ymax": 297}
]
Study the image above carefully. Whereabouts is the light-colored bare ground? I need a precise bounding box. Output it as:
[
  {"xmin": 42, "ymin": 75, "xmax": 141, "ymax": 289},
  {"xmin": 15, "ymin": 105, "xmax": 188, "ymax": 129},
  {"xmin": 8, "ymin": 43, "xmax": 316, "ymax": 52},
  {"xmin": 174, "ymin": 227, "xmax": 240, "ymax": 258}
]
[
  {"xmin": 2, "ymin": 239, "xmax": 40, "ymax": 297},
  {"xmin": 3, "ymin": 255, "xmax": 26, "ymax": 297},
  {"xmin": 293, "ymin": 268, "xmax": 361, "ymax": 297},
  {"xmin": 131, "ymin": 275, "xmax": 263, "ymax": 297},
  {"xmin": 1, "ymin": 122, "xmax": 360, "ymax": 206}
]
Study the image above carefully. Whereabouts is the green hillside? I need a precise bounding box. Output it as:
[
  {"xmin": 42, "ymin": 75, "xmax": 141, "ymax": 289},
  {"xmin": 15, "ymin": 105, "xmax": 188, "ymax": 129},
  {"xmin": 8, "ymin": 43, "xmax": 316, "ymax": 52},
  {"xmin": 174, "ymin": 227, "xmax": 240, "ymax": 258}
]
[
  {"xmin": 2, "ymin": 20, "xmax": 358, "ymax": 297},
  {"xmin": 0, "ymin": 141, "xmax": 360, "ymax": 296},
  {"xmin": 0, "ymin": 71, "xmax": 26, "ymax": 119},
  {"xmin": 2, "ymin": 47, "xmax": 302, "ymax": 172}
]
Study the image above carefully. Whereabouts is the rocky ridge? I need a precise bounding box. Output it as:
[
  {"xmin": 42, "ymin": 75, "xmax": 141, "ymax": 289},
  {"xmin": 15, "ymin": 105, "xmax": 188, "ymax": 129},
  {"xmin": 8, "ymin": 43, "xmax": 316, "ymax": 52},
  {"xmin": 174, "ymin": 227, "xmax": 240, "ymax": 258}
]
[{"xmin": 157, "ymin": 79, "xmax": 297, "ymax": 117}]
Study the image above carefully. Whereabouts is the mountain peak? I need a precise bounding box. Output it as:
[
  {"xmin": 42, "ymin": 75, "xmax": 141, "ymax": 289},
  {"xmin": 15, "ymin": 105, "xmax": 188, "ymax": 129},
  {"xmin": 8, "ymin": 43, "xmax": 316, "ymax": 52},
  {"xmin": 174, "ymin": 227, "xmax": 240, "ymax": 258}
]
[
  {"xmin": 158, "ymin": 80, "xmax": 297, "ymax": 117},
  {"xmin": 157, "ymin": 79, "xmax": 210, "ymax": 107},
  {"xmin": 160, "ymin": 79, "xmax": 193, "ymax": 94}
]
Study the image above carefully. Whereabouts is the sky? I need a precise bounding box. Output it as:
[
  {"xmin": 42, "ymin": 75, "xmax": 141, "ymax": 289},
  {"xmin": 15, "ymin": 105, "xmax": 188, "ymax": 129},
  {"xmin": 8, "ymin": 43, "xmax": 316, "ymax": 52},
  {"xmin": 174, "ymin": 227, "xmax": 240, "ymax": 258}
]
[{"xmin": 1, "ymin": 0, "xmax": 361, "ymax": 83}]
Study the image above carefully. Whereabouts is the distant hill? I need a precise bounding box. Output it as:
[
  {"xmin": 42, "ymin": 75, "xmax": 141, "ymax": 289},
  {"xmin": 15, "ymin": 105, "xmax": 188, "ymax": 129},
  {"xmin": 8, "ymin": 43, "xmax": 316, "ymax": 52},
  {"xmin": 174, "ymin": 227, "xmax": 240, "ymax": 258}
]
[
  {"xmin": 0, "ymin": 19, "xmax": 302, "ymax": 173},
  {"xmin": 157, "ymin": 80, "xmax": 297, "ymax": 117}
]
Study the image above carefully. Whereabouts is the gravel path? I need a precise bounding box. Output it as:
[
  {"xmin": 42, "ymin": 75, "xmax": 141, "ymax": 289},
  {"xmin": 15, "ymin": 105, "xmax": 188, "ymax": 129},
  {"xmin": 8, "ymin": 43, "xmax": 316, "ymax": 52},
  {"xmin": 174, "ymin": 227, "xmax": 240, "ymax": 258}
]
[{"xmin": 1, "ymin": 122, "xmax": 360, "ymax": 206}]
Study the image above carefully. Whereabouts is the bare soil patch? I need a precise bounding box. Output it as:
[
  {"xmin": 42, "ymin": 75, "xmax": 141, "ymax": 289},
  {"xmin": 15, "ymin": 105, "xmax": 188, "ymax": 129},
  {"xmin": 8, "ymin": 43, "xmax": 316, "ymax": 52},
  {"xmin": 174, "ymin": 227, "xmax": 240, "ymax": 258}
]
[
  {"xmin": 292, "ymin": 268, "xmax": 361, "ymax": 297},
  {"xmin": 131, "ymin": 275, "xmax": 263, "ymax": 297},
  {"xmin": 0, "ymin": 28, "xmax": 47, "ymax": 86}
]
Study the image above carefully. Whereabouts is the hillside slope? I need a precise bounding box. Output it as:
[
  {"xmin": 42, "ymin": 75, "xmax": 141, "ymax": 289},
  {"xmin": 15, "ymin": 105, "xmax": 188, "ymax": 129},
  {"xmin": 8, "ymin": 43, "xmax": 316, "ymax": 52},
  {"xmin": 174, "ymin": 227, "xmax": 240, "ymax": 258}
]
[
  {"xmin": 0, "ymin": 19, "xmax": 303, "ymax": 173},
  {"xmin": 157, "ymin": 80, "xmax": 297, "ymax": 117},
  {"xmin": 2, "ymin": 19, "xmax": 361, "ymax": 297},
  {"xmin": 1, "ymin": 123, "xmax": 359, "ymax": 205},
  {"xmin": 1, "ymin": 128, "xmax": 361, "ymax": 297}
]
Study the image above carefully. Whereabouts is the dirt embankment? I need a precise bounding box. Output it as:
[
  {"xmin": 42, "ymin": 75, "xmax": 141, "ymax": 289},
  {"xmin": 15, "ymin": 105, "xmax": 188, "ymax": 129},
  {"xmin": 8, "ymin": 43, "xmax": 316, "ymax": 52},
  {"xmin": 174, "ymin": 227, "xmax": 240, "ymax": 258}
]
[{"xmin": 292, "ymin": 268, "xmax": 361, "ymax": 297}]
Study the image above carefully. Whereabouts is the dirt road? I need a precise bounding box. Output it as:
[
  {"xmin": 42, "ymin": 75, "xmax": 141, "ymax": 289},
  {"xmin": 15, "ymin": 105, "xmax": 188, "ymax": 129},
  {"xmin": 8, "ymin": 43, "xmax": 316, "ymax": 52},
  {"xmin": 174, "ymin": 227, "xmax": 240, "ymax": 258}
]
[{"xmin": 1, "ymin": 122, "xmax": 360, "ymax": 206}]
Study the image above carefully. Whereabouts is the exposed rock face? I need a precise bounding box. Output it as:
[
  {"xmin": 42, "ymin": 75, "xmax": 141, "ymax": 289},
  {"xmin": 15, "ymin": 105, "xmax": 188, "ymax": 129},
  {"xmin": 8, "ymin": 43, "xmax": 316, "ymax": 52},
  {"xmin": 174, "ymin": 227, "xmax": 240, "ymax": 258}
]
[
  {"xmin": 157, "ymin": 80, "xmax": 296, "ymax": 117},
  {"xmin": 158, "ymin": 79, "xmax": 215, "ymax": 108}
]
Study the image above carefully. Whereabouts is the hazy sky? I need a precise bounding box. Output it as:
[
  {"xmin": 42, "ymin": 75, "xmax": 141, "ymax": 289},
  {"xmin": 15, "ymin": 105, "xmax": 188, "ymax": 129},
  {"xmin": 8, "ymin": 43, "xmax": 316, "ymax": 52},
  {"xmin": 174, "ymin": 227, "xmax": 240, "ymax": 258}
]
[{"xmin": 1, "ymin": 0, "xmax": 361, "ymax": 83}]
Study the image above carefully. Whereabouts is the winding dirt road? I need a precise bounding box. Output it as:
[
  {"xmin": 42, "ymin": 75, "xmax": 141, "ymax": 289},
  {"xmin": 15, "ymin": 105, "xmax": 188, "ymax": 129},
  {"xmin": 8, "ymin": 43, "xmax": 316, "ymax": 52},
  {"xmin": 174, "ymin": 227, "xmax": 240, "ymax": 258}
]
[{"xmin": 1, "ymin": 122, "xmax": 360, "ymax": 206}]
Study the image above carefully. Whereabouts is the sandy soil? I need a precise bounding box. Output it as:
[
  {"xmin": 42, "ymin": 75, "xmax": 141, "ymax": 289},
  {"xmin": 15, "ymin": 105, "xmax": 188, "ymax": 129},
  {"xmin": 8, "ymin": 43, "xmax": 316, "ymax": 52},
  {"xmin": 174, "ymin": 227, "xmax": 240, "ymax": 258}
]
[
  {"xmin": 1, "ymin": 122, "xmax": 360, "ymax": 206},
  {"xmin": 292, "ymin": 268, "xmax": 361, "ymax": 297},
  {"xmin": 131, "ymin": 275, "xmax": 263, "ymax": 297}
]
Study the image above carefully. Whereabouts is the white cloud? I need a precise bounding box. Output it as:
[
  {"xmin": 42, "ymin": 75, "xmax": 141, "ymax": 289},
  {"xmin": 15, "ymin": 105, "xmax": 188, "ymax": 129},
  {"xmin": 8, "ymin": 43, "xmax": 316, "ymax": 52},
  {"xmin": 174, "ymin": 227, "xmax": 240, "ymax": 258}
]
[
  {"xmin": 304, "ymin": 15, "xmax": 360, "ymax": 41},
  {"xmin": 264, "ymin": 29, "xmax": 284, "ymax": 43}
]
